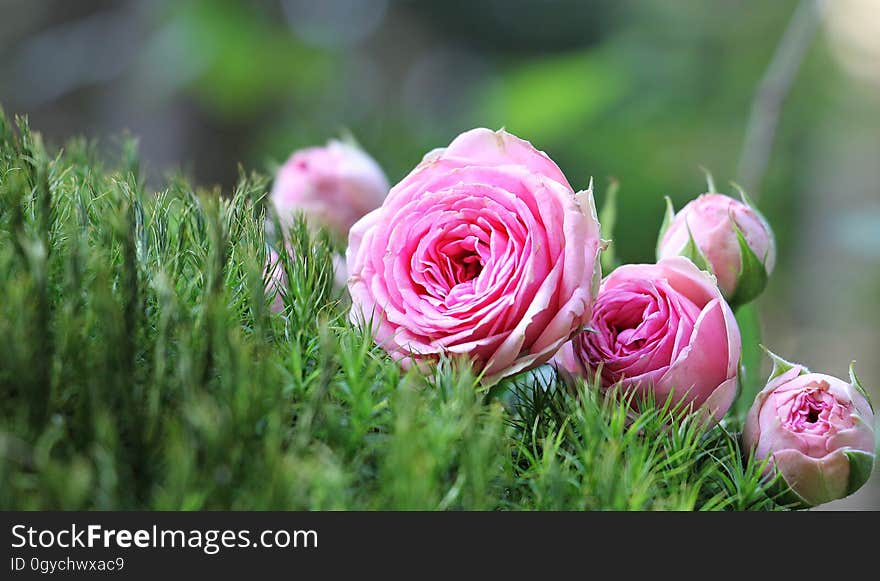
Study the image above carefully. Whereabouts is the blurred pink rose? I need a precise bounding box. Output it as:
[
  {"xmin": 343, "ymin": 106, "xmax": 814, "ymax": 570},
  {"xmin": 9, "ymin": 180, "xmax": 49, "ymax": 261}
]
[
  {"xmin": 555, "ymin": 257, "xmax": 741, "ymax": 422},
  {"xmin": 270, "ymin": 139, "xmax": 389, "ymax": 242},
  {"xmin": 657, "ymin": 193, "xmax": 775, "ymax": 305},
  {"xmin": 743, "ymin": 359, "xmax": 875, "ymax": 507},
  {"xmin": 347, "ymin": 128, "xmax": 602, "ymax": 382}
]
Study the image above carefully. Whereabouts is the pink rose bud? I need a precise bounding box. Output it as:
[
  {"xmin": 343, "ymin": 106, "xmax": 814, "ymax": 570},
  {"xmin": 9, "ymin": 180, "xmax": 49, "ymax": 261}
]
[
  {"xmin": 554, "ymin": 257, "xmax": 741, "ymax": 423},
  {"xmin": 656, "ymin": 185, "xmax": 775, "ymax": 307},
  {"xmin": 270, "ymin": 139, "xmax": 389, "ymax": 243},
  {"xmin": 347, "ymin": 128, "xmax": 603, "ymax": 383},
  {"xmin": 743, "ymin": 351, "xmax": 875, "ymax": 507}
]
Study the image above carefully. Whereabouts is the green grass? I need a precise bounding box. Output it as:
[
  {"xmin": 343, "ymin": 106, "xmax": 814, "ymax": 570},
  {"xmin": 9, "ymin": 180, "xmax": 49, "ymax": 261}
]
[{"xmin": 0, "ymin": 109, "xmax": 782, "ymax": 510}]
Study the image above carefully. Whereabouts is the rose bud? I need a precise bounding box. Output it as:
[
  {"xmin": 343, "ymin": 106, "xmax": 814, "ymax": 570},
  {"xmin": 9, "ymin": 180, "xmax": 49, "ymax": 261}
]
[
  {"xmin": 554, "ymin": 257, "xmax": 741, "ymax": 423},
  {"xmin": 270, "ymin": 139, "xmax": 389, "ymax": 243},
  {"xmin": 743, "ymin": 351, "xmax": 875, "ymax": 507},
  {"xmin": 347, "ymin": 128, "xmax": 603, "ymax": 383},
  {"xmin": 656, "ymin": 181, "xmax": 775, "ymax": 307}
]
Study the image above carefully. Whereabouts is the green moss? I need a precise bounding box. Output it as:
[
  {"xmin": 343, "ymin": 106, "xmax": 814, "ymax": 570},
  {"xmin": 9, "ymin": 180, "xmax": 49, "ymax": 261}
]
[{"xmin": 0, "ymin": 110, "xmax": 780, "ymax": 510}]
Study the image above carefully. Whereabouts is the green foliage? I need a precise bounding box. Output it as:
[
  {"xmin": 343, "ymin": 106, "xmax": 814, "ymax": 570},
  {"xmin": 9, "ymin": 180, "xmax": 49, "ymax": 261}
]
[
  {"xmin": 598, "ymin": 178, "xmax": 619, "ymax": 274},
  {"xmin": 0, "ymin": 112, "xmax": 782, "ymax": 510},
  {"xmin": 480, "ymin": 51, "xmax": 627, "ymax": 145},
  {"xmin": 154, "ymin": 0, "xmax": 332, "ymax": 117},
  {"xmin": 732, "ymin": 304, "xmax": 764, "ymax": 423},
  {"xmin": 504, "ymin": 377, "xmax": 778, "ymax": 511}
]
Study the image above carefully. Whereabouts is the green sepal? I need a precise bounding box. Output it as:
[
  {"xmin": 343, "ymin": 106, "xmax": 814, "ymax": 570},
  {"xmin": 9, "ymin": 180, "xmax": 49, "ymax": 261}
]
[
  {"xmin": 731, "ymin": 181, "xmax": 776, "ymax": 261},
  {"xmin": 598, "ymin": 178, "xmax": 619, "ymax": 274},
  {"xmin": 733, "ymin": 303, "xmax": 762, "ymax": 420},
  {"xmin": 338, "ymin": 127, "xmax": 362, "ymax": 149},
  {"xmin": 727, "ymin": 222, "xmax": 768, "ymax": 308},
  {"xmin": 730, "ymin": 181, "xmax": 758, "ymax": 210},
  {"xmin": 767, "ymin": 469, "xmax": 813, "ymax": 509},
  {"xmin": 655, "ymin": 196, "xmax": 676, "ymax": 259},
  {"xmin": 680, "ymin": 223, "xmax": 711, "ymax": 273},
  {"xmin": 699, "ymin": 165, "xmax": 717, "ymax": 193},
  {"xmin": 844, "ymin": 450, "xmax": 875, "ymax": 497},
  {"xmin": 849, "ymin": 362, "xmax": 874, "ymax": 412},
  {"xmin": 761, "ymin": 346, "xmax": 808, "ymax": 382}
]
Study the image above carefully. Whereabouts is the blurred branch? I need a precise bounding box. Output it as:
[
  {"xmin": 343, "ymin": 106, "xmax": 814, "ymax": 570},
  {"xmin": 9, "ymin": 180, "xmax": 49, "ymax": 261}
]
[{"xmin": 736, "ymin": 0, "xmax": 825, "ymax": 198}]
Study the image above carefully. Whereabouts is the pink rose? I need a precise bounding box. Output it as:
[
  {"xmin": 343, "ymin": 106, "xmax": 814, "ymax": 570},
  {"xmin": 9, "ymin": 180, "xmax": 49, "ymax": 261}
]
[
  {"xmin": 657, "ymin": 192, "xmax": 775, "ymax": 306},
  {"xmin": 347, "ymin": 128, "xmax": 602, "ymax": 382},
  {"xmin": 555, "ymin": 257, "xmax": 741, "ymax": 422},
  {"xmin": 270, "ymin": 139, "xmax": 389, "ymax": 242},
  {"xmin": 743, "ymin": 356, "xmax": 875, "ymax": 507}
]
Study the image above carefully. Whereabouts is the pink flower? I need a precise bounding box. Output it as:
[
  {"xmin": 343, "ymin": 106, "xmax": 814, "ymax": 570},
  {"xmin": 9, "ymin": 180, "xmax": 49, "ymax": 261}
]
[
  {"xmin": 270, "ymin": 139, "xmax": 389, "ymax": 242},
  {"xmin": 554, "ymin": 257, "xmax": 741, "ymax": 422},
  {"xmin": 657, "ymin": 193, "xmax": 775, "ymax": 306},
  {"xmin": 347, "ymin": 128, "xmax": 603, "ymax": 382},
  {"xmin": 743, "ymin": 356, "xmax": 875, "ymax": 507}
]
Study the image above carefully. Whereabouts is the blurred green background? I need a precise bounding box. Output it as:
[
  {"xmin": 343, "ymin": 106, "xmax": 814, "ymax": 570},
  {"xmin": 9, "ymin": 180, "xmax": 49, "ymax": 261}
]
[{"xmin": 1, "ymin": 0, "xmax": 878, "ymax": 508}]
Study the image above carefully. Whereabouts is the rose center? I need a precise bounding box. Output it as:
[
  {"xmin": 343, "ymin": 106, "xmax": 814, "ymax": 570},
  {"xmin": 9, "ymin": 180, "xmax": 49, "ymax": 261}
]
[
  {"xmin": 783, "ymin": 383, "xmax": 835, "ymax": 434},
  {"xmin": 608, "ymin": 298, "xmax": 655, "ymax": 353},
  {"xmin": 615, "ymin": 328, "xmax": 643, "ymax": 347},
  {"xmin": 451, "ymin": 251, "xmax": 483, "ymax": 284},
  {"xmin": 438, "ymin": 235, "xmax": 485, "ymax": 287}
]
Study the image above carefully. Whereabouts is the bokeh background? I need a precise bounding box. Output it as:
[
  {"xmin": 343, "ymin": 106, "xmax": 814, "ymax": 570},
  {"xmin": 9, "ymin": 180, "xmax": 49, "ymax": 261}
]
[{"xmin": 1, "ymin": 0, "xmax": 878, "ymax": 509}]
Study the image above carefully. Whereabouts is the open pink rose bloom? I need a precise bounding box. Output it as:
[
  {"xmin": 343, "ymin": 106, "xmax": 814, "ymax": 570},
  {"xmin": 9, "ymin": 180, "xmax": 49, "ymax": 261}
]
[
  {"xmin": 346, "ymin": 128, "xmax": 603, "ymax": 382},
  {"xmin": 555, "ymin": 257, "xmax": 741, "ymax": 422},
  {"xmin": 744, "ymin": 362, "xmax": 875, "ymax": 506}
]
